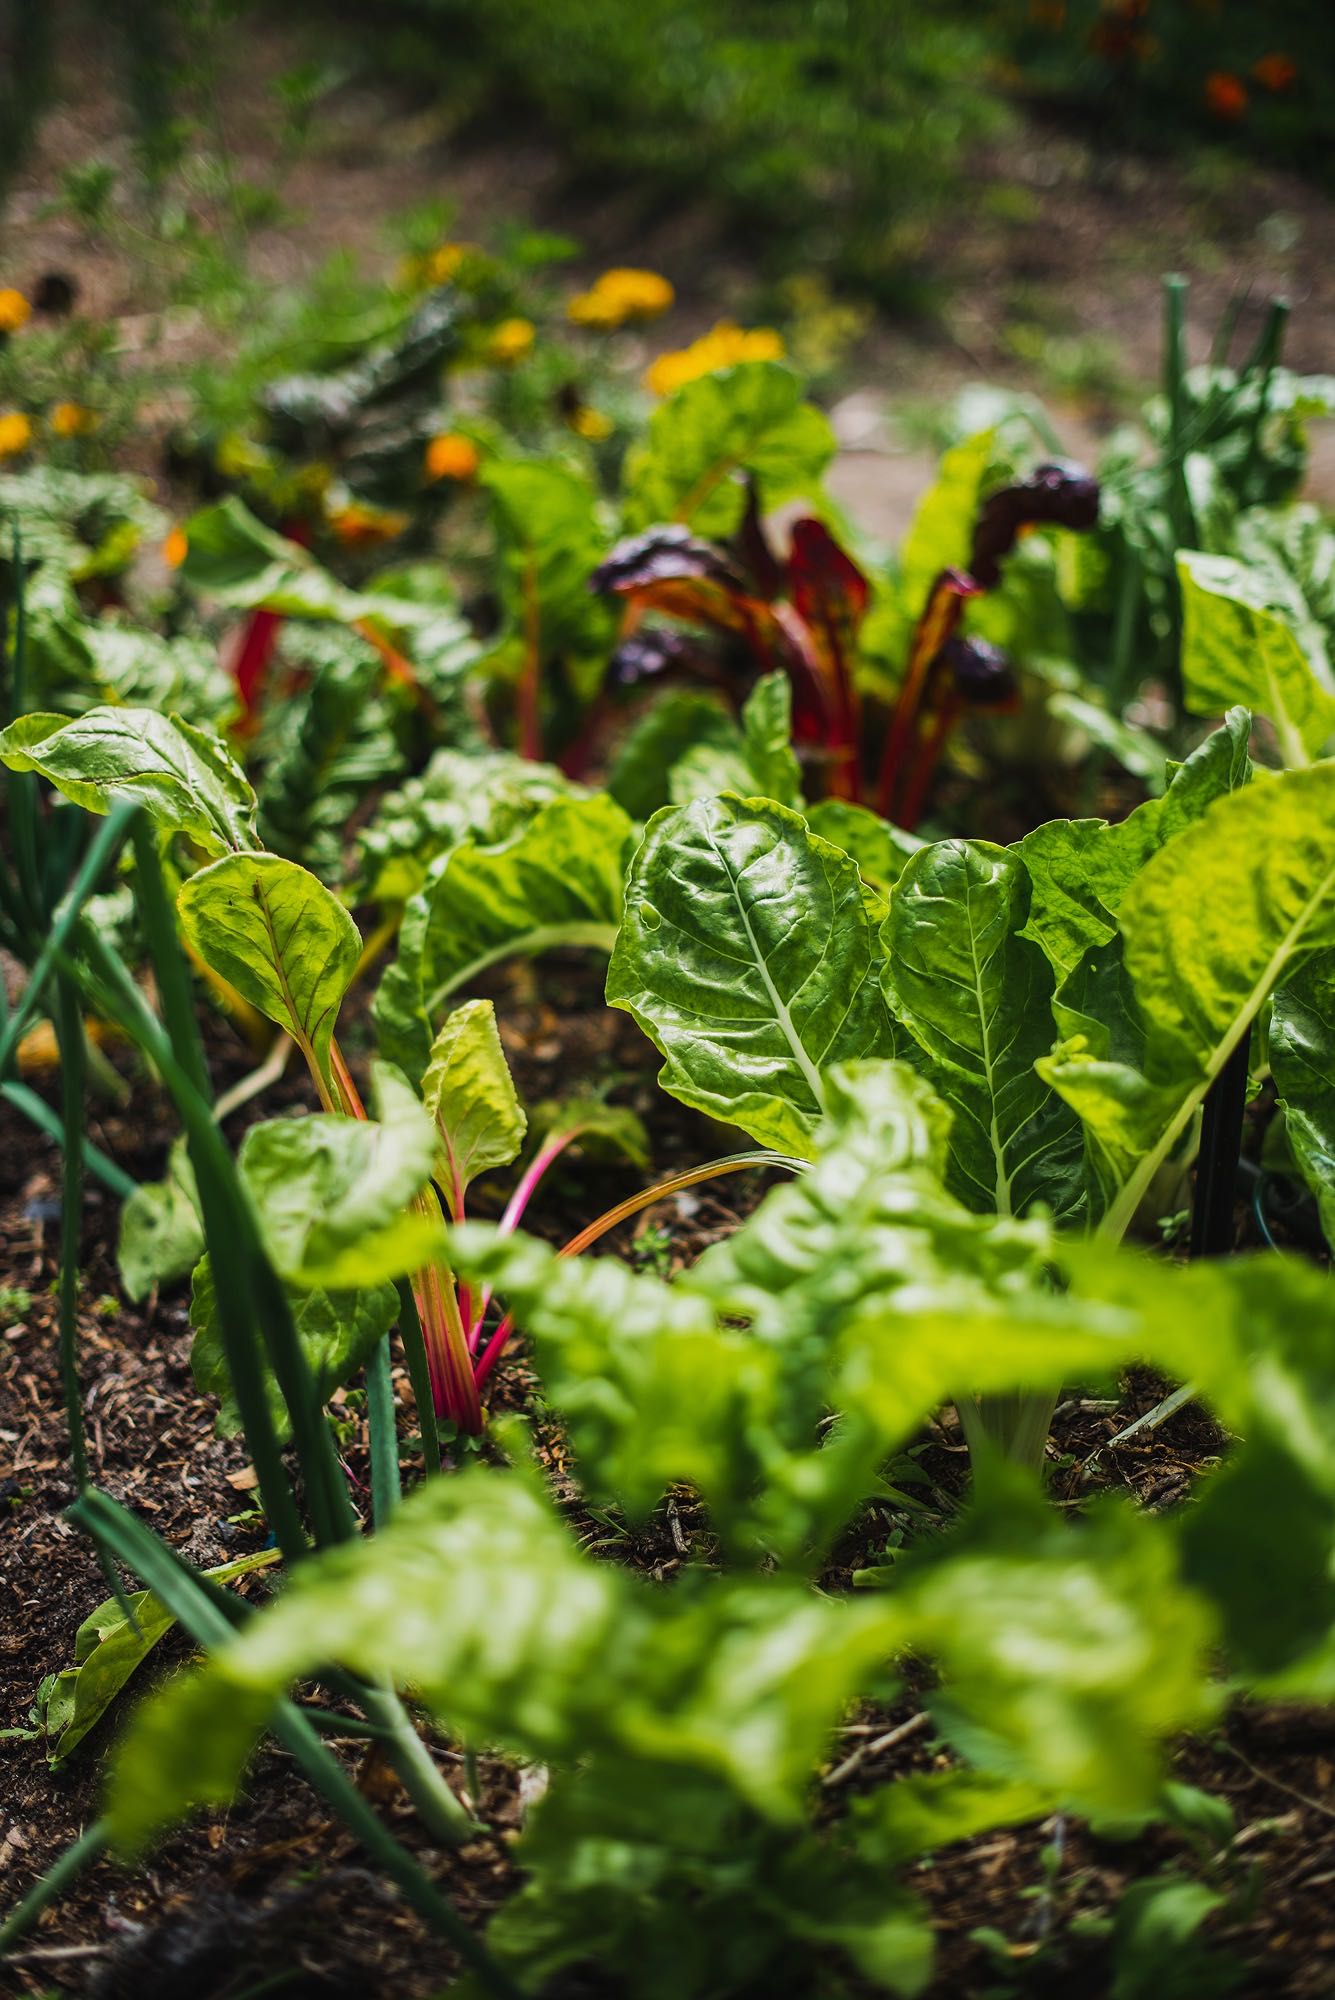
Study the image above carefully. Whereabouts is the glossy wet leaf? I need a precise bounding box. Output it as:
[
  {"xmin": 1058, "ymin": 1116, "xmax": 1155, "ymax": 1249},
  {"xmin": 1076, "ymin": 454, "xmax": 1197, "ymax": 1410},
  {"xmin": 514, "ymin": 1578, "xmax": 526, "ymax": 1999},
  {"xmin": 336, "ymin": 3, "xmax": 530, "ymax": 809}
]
[
  {"xmin": 177, "ymin": 851, "xmax": 361, "ymax": 1093},
  {"xmin": 1042, "ymin": 764, "xmax": 1335, "ymax": 1236},
  {"xmin": 882, "ymin": 841, "xmax": 1083, "ymax": 1220},
  {"xmin": 0, "ymin": 707, "xmax": 257, "ymax": 856},
  {"xmin": 607, "ymin": 794, "xmax": 897, "ymax": 1155},
  {"xmin": 1270, "ymin": 950, "xmax": 1335, "ymax": 1250}
]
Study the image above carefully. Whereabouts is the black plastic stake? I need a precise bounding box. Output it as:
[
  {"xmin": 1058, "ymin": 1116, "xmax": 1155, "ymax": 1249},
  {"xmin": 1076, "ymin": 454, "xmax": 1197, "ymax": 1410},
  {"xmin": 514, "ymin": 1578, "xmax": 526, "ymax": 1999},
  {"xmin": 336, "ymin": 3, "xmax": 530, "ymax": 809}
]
[{"xmin": 1190, "ymin": 1030, "xmax": 1252, "ymax": 1259}]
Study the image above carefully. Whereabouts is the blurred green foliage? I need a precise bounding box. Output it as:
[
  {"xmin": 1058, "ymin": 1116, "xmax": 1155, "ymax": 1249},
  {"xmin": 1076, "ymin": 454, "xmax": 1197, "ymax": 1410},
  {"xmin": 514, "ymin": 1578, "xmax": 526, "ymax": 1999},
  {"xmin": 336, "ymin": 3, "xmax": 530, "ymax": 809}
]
[{"xmin": 358, "ymin": 0, "xmax": 1009, "ymax": 302}]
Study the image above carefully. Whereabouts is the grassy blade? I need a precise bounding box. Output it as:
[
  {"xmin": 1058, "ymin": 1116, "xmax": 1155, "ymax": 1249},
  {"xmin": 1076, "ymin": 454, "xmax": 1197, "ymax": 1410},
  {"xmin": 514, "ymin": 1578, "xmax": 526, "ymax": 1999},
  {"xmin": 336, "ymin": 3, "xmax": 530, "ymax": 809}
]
[
  {"xmin": 396, "ymin": 1278, "xmax": 441, "ymax": 1478},
  {"xmin": 367, "ymin": 1335, "xmax": 400, "ymax": 1526}
]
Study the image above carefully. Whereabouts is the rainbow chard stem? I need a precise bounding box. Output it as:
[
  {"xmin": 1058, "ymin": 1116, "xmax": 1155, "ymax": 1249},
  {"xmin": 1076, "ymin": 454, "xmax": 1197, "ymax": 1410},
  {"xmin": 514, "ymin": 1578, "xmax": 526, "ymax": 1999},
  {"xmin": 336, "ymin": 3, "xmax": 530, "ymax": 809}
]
[{"xmin": 472, "ymin": 1150, "xmax": 803, "ymax": 1392}]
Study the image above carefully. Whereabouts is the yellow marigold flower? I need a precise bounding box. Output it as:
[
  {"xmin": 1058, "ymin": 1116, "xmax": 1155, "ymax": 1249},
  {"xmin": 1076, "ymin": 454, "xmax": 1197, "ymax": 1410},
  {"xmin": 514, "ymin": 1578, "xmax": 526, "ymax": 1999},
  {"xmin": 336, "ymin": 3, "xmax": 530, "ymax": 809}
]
[
  {"xmin": 487, "ymin": 317, "xmax": 536, "ymax": 365},
  {"xmin": 0, "ymin": 289, "xmax": 31, "ymax": 333},
  {"xmin": 328, "ymin": 499, "xmax": 409, "ymax": 548},
  {"xmin": 425, "ymin": 242, "xmax": 470, "ymax": 286},
  {"xmin": 569, "ymin": 403, "xmax": 613, "ymax": 441},
  {"xmin": 0, "ymin": 411, "xmax": 33, "ymax": 459},
  {"xmin": 50, "ymin": 400, "xmax": 98, "ymax": 437},
  {"xmin": 162, "ymin": 526, "xmax": 189, "ymax": 569},
  {"xmin": 424, "ymin": 431, "xmax": 481, "ymax": 482},
  {"xmin": 568, "ymin": 267, "xmax": 674, "ymax": 330},
  {"xmin": 643, "ymin": 321, "xmax": 784, "ymax": 397}
]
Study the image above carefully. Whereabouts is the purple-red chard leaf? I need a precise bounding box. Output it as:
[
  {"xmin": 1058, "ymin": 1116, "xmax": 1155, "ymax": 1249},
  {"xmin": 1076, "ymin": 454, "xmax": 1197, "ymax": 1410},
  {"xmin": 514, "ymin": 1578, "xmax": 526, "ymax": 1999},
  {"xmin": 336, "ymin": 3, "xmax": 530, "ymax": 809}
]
[
  {"xmin": 786, "ymin": 518, "xmax": 870, "ymax": 795},
  {"xmin": 969, "ymin": 462, "xmax": 1100, "ymax": 588},
  {"xmin": 941, "ymin": 635, "xmax": 1019, "ymax": 711}
]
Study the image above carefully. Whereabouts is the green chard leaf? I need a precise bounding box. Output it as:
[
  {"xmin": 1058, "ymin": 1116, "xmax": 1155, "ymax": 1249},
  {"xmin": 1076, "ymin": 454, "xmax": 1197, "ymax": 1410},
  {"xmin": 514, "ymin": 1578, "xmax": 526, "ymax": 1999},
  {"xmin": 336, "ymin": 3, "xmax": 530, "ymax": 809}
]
[
  {"xmin": 1269, "ymin": 950, "xmax": 1335, "ymax": 1251},
  {"xmin": 106, "ymin": 1466, "xmax": 909, "ymax": 1855},
  {"xmin": 1177, "ymin": 549, "xmax": 1335, "ymax": 767},
  {"xmin": 1019, "ymin": 708, "xmax": 1253, "ymax": 980},
  {"xmin": 1042, "ymin": 764, "xmax": 1335, "ymax": 1237},
  {"xmin": 806, "ymin": 799, "xmax": 923, "ymax": 896},
  {"xmin": 357, "ymin": 747, "xmax": 577, "ymax": 906},
  {"xmin": 179, "ymin": 496, "xmax": 367, "ymax": 623},
  {"xmin": 607, "ymin": 793, "xmax": 897, "ymax": 1156},
  {"xmin": 669, "ymin": 674, "xmax": 803, "ymax": 811},
  {"xmin": 480, "ymin": 460, "xmax": 616, "ymax": 697},
  {"xmin": 234, "ymin": 1062, "xmax": 442, "ymax": 1288},
  {"xmin": 420, "ymin": 998, "xmax": 527, "ymax": 1216},
  {"xmin": 117, "ymin": 1138, "xmax": 203, "ymax": 1301},
  {"xmin": 177, "ymin": 851, "xmax": 360, "ymax": 1094},
  {"xmin": 190, "ymin": 1064, "xmax": 442, "ymax": 1436},
  {"xmin": 606, "ymin": 690, "xmax": 738, "ymax": 821},
  {"xmin": 624, "ymin": 361, "xmax": 836, "ymax": 538},
  {"xmin": 374, "ymin": 793, "xmax": 633, "ymax": 1080},
  {"xmin": 41, "ymin": 1549, "xmax": 279, "ymax": 1767},
  {"xmin": 191, "ymin": 1261, "xmax": 398, "ymax": 1442},
  {"xmin": 882, "ymin": 841, "xmax": 1084, "ymax": 1221},
  {"xmin": 0, "ymin": 707, "xmax": 257, "ymax": 856}
]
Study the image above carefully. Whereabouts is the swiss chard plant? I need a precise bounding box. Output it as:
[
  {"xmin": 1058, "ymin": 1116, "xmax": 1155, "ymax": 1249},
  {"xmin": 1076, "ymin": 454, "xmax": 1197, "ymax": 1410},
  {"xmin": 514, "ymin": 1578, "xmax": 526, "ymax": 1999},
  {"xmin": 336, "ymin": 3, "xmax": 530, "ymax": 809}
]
[
  {"xmin": 606, "ymin": 704, "xmax": 1335, "ymax": 1460},
  {"xmin": 591, "ymin": 457, "xmax": 1100, "ymax": 827},
  {"xmin": 45, "ymin": 1060, "xmax": 1335, "ymax": 1998}
]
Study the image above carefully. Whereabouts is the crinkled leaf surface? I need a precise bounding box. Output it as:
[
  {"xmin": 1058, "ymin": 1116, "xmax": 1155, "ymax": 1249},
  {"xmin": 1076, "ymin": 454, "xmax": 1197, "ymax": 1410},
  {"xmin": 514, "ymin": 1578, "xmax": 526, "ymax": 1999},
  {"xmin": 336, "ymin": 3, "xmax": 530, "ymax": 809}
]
[
  {"xmin": 358, "ymin": 747, "xmax": 576, "ymax": 905},
  {"xmin": 882, "ymin": 841, "xmax": 1084, "ymax": 1221},
  {"xmin": 107, "ymin": 1465, "xmax": 908, "ymax": 1854},
  {"xmin": 420, "ymin": 999, "xmax": 526, "ymax": 1216},
  {"xmin": 624, "ymin": 362, "xmax": 836, "ymax": 538},
  {"xmin": 607, "ymin": 793, "xmax": 897, "ymax": 1155},
  {"xmin": 374, "ymin": 793, "xmax": 633, "ymax": 1080},
  {"xmin": 177, "ymin": 851, "xmax": 361, "ymax": 1093},
  {"xmin": 1177, "ymin": 549, "xmax": 1335, "ymax": 766},
  {"xmin": 1019, "ymin": 709, "xmax": 1253, "ymax": 979},
  {"xmin": 1042, "ymin": 764, "xmax": 1335, "ymax": 1235},
  {"xmin": 0, "ymin": 707, "xmax": 257, "ymax": 856},
  {"xmin": 1270, "ymin": 949, "xmax": 1335, "ymax": 1250},
  {"xmin": 807, "ymin": 800, "xmax": 922, "ymax": 896}
]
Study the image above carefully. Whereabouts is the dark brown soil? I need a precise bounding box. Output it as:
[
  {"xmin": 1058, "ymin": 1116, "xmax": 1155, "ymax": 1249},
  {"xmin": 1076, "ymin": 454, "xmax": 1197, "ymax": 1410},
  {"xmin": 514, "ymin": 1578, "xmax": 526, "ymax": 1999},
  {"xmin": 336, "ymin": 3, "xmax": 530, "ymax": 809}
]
[{"xmin": 2, "ymin": 953, "xmax": 1335, "ymax": 1999}]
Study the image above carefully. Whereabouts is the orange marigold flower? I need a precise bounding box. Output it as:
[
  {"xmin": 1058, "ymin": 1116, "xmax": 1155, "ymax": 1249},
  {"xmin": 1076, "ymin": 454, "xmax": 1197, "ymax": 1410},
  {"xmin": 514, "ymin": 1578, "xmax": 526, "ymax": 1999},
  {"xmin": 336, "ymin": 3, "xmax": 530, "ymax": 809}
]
[
  {"xmin": 1204, "ymin": 70, "xmax": 1248, "ymax": 117},
  {"xmin": 328, "ymin": 499, "xmax": 409, "ymax": 548},
  {"xmin": 644, "ymin": 320, "xmax": 785, "ymax": 397},
  {"xmin": 487, "ymin": 317, "xmax": 536, "ymax": 365},
  {"xmin": 0, "ymin": 411, "xmax": 33, "ymax": 459},
  {"xmin": 50, "ymin": 400, "xmax": 98, "ymax": 437},
  {"xmin": 568, "ymin": 267, "xmax": 674, "ymax": 330},
  {"xmin": 1253, "ymin": 53, "xmax": 1296, "ymax": 92},
  {"xmin": 424, "ymin": 431, "xmax": 481, "ymax": 482},
  {"xmin": 162, "ymin": 526, "xmax": 189, "ymax": 569},
  {"xmin": 0, "ymin": 289, "xmax": 30, "ymax": 334}
]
